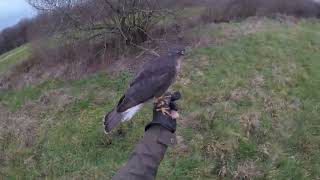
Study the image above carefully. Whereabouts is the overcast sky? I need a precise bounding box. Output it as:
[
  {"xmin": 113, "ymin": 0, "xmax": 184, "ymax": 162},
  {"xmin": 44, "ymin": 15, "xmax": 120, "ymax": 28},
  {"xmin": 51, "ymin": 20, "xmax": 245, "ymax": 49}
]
[{"xmin": 0, "ymin": 0, "xmax": 36, "ymax": 31}]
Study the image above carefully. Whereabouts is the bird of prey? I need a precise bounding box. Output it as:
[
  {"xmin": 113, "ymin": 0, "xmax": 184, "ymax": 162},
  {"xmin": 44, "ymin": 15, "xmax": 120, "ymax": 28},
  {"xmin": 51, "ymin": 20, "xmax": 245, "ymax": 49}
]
[{"xmin": 103, "ymin": 48, "xmax": 185, "ymax": 133}]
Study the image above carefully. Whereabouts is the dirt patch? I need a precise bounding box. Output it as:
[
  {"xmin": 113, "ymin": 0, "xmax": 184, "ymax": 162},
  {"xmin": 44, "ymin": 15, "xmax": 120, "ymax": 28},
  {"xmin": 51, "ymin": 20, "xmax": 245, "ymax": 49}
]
[
  {"xmin": 179, "ymin": 112, "xmax": 204, "ymax": 130},
  {"xmin": 0, "ymin": 90, "xmax": 75, "ymax": 148},
  {"xmin": 251, "ymin": 75, "xmax": 265, "ymax": 87},
  {"xmin": 240, "ymin": 112, "xmax": 260, "ymax": 138},
  {"xmin": 230, "ymin": 88, "xmax": 249, "ymax": 101},
  {"xmin": 234, "ymin": 160, "xmax": 261, "ymax": 179},
  {"xmin": 0, "ymin": 60, "xmax": 69, "ymax": 90},
  {"xmin": 173, "ymin": 135, "xmax": 189, "ymax": 156},
  {"xmin": 40, "ymin": 89, "xmax": 75, "ymax": 108}
]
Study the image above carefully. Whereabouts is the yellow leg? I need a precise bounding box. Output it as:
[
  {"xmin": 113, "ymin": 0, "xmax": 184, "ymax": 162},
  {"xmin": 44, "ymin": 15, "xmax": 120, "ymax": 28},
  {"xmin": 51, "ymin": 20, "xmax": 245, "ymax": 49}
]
[
  {"xmin": 156, "ymin": 107, "xmax": 171, "ymax": 117},
  {"xmin": 155, "ymin": 95, "xmax": 171, "ymax": 104}
]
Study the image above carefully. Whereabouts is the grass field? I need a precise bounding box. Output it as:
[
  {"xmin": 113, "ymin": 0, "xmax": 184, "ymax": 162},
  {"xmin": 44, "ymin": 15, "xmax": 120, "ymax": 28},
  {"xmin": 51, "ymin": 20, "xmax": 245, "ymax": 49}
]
[
  {"xmin": 0, "ymin": 18, "xmax": 320, "ymax": 179},
  {"xmin": 0, "ymin": 45, "xmax": 31, "ymax": 73}
]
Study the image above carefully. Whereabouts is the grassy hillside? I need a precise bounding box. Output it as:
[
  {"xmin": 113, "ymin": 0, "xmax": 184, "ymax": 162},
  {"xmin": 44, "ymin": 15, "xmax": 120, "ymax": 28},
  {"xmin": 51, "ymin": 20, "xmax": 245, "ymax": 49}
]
[
  {"xmin": 1, "ymin": 18, "xmax": 320, "ymax": 179},
  {"xmin": 0, "ymin": 45, "xmax": 31, "ymax": 73}
]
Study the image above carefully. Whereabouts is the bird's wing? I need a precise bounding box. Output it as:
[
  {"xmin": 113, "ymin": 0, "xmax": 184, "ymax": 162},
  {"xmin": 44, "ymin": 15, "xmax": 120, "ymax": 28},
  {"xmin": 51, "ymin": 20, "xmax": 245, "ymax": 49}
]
[
  {"xmin": 117, "ymin": 64, "xmax": 176, "ymax": 113},
  {"xmin": 130, "ymin": 57, "xmax": 168, "ymax": 87}
]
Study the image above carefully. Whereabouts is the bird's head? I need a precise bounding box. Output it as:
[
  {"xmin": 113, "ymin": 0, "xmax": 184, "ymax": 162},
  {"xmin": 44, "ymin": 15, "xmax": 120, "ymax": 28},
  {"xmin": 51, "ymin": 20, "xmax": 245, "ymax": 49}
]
[{"xmin": 168, "ymin": 47, "xmax": 186, "ymax": 57}]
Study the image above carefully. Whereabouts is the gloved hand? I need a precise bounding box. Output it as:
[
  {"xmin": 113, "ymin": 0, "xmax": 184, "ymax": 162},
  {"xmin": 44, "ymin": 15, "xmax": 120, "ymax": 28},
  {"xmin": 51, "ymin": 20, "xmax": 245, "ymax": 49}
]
[{"xmin": 145, "ymin": 91, "xmax": 181, "ymax": 133}]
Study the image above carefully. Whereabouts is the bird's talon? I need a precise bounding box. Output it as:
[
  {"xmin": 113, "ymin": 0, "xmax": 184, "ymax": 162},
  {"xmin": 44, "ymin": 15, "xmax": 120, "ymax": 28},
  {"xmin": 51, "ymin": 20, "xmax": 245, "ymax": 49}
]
[
  {"xmin": 155, "ymin": 95, "xmax": 170, "ymax": 103},
  {"xmin": 156, "ymin": 107, "xmax": 171, "ymax": 117}
]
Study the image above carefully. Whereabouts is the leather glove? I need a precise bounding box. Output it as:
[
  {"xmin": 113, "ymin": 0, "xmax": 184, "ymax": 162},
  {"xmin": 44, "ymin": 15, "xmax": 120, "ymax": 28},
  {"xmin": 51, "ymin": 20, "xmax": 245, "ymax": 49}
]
[{"xmin": 145, "ymin": 91, "xmax": 181, "ymax": 133}]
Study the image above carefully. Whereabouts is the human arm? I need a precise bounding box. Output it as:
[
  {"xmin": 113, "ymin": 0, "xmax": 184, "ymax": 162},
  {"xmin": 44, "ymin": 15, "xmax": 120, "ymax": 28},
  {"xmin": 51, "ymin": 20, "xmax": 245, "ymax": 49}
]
[{"xmin": 112, "ymin": 92, "xmax": 180, "ymax": 180}]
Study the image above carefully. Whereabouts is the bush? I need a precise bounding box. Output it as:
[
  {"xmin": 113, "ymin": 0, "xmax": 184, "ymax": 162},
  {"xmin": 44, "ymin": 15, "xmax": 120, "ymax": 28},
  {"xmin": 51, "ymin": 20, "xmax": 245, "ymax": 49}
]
[
  {"xmin": 201, "ymin": 0, "xmax": 259, "ymax": 23},
  {"xmin": 0, "ymin": 19, "xmax": 31, "ymax": 54},
  {"xmin": 201, "ymin": 0, "xmax": 320, "ymax": 23},
  {"xmin": 259, "ymin": 0, "xmax": 320, "ymax": 17},
  {"xmin": 28, "ymin": 0, "xmax": 175, "ymax": 46}
]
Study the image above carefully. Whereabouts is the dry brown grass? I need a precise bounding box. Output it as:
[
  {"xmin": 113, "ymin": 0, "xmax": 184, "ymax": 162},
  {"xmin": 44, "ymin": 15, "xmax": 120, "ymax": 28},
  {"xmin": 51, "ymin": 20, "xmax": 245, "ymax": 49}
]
[
  {"xmin": 234, "ymin": 160, "xmax": 261, "ymax": 179},
  {"xmin": 201, "ymin": 0, "xmax": 320, "ymax": 23},
  {"xmin": 0, "ymin": 89, "xmax": 75, "ymax": 149},
  {"xmin": 240, "ymin": 112, "xmax": 260, "ymax": 138}
]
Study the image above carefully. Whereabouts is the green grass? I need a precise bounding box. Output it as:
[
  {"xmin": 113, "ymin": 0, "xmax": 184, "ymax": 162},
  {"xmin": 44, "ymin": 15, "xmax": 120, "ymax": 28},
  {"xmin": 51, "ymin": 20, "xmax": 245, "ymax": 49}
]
[
  {"xmin": 1, "ymin": 19, "xmax": 320, "ymax": 179},
  {"xmin": 0, "ymin": 45, "xmax": 31, "ymax": 73}
]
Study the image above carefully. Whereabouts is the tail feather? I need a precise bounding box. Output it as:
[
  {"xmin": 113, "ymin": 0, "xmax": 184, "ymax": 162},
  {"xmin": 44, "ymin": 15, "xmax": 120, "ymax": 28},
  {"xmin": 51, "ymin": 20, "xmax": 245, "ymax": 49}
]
[
  {"xmin": 103, "ymin": 104, "xmax": 143, "ymax": 134},
  {"xmin": 103, "ymin": 108, "xmax": 123, "ymax": 134}
]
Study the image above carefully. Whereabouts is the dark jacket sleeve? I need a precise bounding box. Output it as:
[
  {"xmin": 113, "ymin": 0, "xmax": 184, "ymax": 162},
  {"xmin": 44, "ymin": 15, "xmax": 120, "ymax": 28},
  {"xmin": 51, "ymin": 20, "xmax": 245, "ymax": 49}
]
[{"xmin": 112, "ymin": 125, "xmax": 176, "ymax": 180}]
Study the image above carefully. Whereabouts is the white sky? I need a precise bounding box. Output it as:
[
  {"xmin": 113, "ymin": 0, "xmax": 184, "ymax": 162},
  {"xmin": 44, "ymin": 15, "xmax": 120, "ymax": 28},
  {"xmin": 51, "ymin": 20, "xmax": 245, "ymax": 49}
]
[{"xmin": 0, "ymin": 0, "xmax": 36, "ymax": 31}]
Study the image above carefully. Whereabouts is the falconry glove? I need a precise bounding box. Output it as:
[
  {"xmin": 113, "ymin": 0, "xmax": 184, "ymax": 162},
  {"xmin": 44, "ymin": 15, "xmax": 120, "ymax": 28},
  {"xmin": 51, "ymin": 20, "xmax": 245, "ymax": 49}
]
[{"xmin": 145, "ymin": 91, "xmax": 181, "ymax": 133}]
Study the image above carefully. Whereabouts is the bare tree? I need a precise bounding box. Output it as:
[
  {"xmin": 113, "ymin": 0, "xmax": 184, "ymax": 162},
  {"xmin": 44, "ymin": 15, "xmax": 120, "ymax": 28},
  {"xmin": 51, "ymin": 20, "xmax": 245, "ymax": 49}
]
[{"xmin": 27, "ymin": 0, "xmax": 172, "ymax": 46}]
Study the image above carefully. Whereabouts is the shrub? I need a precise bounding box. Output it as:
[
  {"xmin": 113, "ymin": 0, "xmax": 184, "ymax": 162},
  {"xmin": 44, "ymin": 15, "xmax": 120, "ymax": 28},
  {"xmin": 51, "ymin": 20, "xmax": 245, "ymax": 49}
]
[
  {"xmin": 201, "ymin": 0, "xmax": 320, "ymax": 23},
  {"xmin": 0, "ymin": 19, "xmax": 31, "ymax": 54},
  {"xmin": 28, "ymin": 0, "xmax": 175, "ymax": 46}
]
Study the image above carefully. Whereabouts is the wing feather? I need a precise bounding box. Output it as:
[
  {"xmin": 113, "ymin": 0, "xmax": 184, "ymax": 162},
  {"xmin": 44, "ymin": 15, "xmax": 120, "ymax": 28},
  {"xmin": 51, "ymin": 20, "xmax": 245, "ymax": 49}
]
[
  {"xmin": 117, "ymin": 69, "xmax": 175, "ymax": 112},
  {"xmin": 130, "ymin": 56, "xmax": 172, "ymax": 86}
]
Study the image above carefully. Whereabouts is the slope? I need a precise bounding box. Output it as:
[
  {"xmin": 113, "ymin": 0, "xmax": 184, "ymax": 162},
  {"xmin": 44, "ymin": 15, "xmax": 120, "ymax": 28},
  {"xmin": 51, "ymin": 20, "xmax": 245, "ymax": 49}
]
[{"xmin": 0, "ymin": 18, "xmax": 319, "ymax": 179}]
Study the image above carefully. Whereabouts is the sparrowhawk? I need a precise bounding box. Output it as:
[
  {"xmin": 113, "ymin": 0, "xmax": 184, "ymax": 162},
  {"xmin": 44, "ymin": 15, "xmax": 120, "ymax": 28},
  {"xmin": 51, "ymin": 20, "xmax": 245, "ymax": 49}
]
[{"xmin": 103, "ymin": 48, "xmax": 185, "ymax": 134}]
